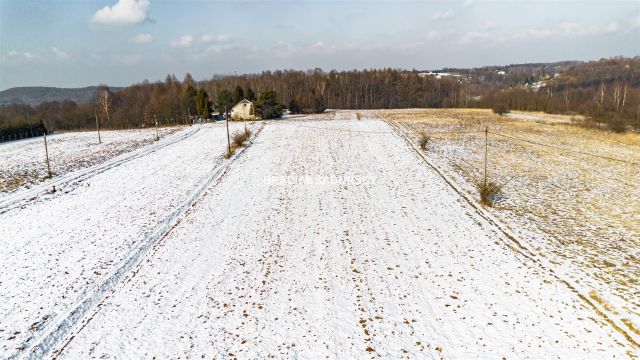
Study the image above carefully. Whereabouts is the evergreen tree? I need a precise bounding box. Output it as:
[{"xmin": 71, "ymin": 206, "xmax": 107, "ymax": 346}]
[
  {"xmin": 288, "ymin": 98, "xmax": 300, "ymax": 114},
  {"xmin": 195, "ymin": 88, "xmax": 211, "ymax": 118},
  {"xmin": 182, "ymin": 85, "xmax": 197, "ymax": 119},
  {"xmin": 246, "ymin": 87, "xmax": 256, "ymax": 101},
  {"xmin": 182, "ymin": 73, "xmax": 195, "ymax": 89},
  {"xmin": 233, "ymin": 85, "xmax": 245, "ymax": 103},
  {"xmin": 255, "ymin": 90, "xmax": 283, "ymax": 119},
  {"xmin": 216, "ymin": 90, "xmax": 235, "ymax": 113}
]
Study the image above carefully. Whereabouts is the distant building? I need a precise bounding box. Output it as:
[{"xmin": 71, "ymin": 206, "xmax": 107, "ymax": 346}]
[{"xmin": 231, "ymin": 99, "xmax": 256, "ymax": 120}]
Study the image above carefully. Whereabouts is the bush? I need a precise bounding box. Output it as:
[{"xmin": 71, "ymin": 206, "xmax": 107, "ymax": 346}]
[
  {"xmin": 224, "ymin": 126, "xmax": 252, "ymax": 159},
  {"xmin": 356, "ymin": 112, "xmax": 362, "ymax": 120},
  {"xmin": 492, "ymin": 103, "xmax": 510, "ymax": 116},
  {"xmin": 231, "ymin": 126, "xmax": 252, "ymax": 148},
  {"xmin": 607, "ymin": 118, "xmax": 627, "ymax": 133},
  {"xmin": 476, "ymin": 179, "xmax": 504, "ymax": 207},
  {"xmin": 255, "ymin": 90, "xmax": 284, "ymax": 119},
  {"xmin": 418, "ymin": 132, "xmax": 430, "ymax": 150}
]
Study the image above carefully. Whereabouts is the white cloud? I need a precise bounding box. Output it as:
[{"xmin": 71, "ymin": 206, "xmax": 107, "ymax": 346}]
[
  {"xmin": 511, "ymin": 20, "xmax": 625, "ymax": 41},
  {"xmin": 51, "ymin": 47, "xmax": 70, "ymax": 60},
  {"xmin": 23, "ymin": 52, "xmax": 39, "ymax": 61},
  {"xmin": 91, "ymin": 0, "xmax": 150, "ymax": 25},
  {"xmin": 171, "ymin": 35, "xmax": 194, "ymax": 48},
  {"xmin": 512, "ymin": 28, "xmax": 555, "ymax": 40},
  {"xmin": 131, "ymin": 33, "xmax": 153, "ymax": 44},
  {"xmin": 426, "ymin": 31, "xmax": 441, "ymax": 41},
  {"xmin": 433, "ymin": 9, "xmax": 455, "ymax": 20},
  {"xmin": 603, "ymin": 21, "xmax": 620, "ymax": 34},
  {"xmin": 462, "ymin": 0, "xmax": 474, "ymax": 7},
  {"xmin": 4, "ymin": 50, "xmax": 39, "ymax": 63},
  {"xmin": 460, "ymin": 31, "xmax": 489, "ymax": 44},
  {"xmin": 201, "ymin": 34, "xmax": 230, "ymax": 43}
]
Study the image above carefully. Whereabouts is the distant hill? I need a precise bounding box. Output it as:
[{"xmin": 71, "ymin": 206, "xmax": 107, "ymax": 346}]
[{"xmin": 0, "ymin": 86, "xmax": 121, "ymax": 106}]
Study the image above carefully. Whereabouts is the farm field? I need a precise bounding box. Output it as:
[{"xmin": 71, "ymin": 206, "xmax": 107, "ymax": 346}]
[
  {"xmin": 0, "ymin": 121, "xmax": 258, "ymax": 359},
  {"xmin": 378, "ymin": 108, "xmax": 640, "ymax": 344},
  {"xmin": 1, "ymin": 111, "xmax": 638, "ymax": 359},
  {"xmin": 0, "ymin": 126, "xmax": 182, "ymax": 194}
]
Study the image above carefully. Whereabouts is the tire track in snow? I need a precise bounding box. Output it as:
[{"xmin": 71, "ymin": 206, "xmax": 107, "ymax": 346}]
[
  {"xmin": 0, "ymin": 127, "xmax": 201, "ymax": 215},
  {"xmin": 382, "ymin": 116, "xmax": 640, "ymax": 351},
  {"xmin": 13, "ymin": 123, "xmax": 264, "ymax": 360}
]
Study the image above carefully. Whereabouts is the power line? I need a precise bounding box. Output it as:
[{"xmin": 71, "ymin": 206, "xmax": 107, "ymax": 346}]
[
  {"xmin": 488, "ymin": 131, "xmax": 640, "ymax": 166},
  {"xmin": 277, "ymin": 122, "xmax": 394, "ymax": 134}
]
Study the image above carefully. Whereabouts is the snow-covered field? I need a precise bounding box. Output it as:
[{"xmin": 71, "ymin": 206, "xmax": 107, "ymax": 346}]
[
  {"xmin": 1, "ymin": 113, "xmax": 637, "ymax": 358},
  {"xmin": 0, "ymin": 127, "xmax": 182, "ymax": 194},
  {"xmin": 379, "ymin": 108, "xmax": 640, "ymax": 351},
  {"xmin": 0, "ymin": 121, "xmax": 257, "ymax": 359}
]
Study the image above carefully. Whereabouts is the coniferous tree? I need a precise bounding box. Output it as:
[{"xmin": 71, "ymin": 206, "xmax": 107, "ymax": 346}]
[
  {"xmin": 182, "ymin": 85, "xmax": 197, "ymax": 120},
  {"xmin": 246, "ymin": 87, "xmax": 256, "ymax": 101},
  {"xmin": 216, "ymin": 90, "xmax": 235, "ymax": 113},
  {"xmin": 288, "ymin": 98, "xmax": 299, "ymax": 114},
  {"xmin": 255, "ymin": 90, "xmax": 283, "ymax": 119},
  {"xmin": 195, "ymin": 88, "xmax": 211, "ymax": 118},
  {"xmin": 233, "ymin": 85, "xmax": 245, "ymax": 103}
]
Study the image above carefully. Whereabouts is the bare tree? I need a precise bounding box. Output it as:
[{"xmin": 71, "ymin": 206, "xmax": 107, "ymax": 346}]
[{"xmin": 96, "ymin": 85, "xmax": 113, "ymax": 128}]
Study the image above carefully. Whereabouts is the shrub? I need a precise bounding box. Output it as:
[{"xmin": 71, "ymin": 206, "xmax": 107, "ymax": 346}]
[
  {"xmin": 492, "ymin": 103, "xmax": 510, "ymax": 116},
  {"xmin": 607, "ymin": 118, "xmax": 627, "ymax": 133},
  {"xmin": 356, "ymin": 112, "xmax": 362, "ymax": 120},
  {"xmin": 418, "ymin": 132, "xmax": 430, "ymax": 150},
  {"xmin": 476, "ymin": 179, "xmax": 504, "ymax": 207},
  {"xmin": 231, "ymin": 126, "xmax": 252, "ymax": 148}
]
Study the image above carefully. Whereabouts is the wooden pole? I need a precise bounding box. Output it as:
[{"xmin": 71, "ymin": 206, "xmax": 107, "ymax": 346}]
[
  {"xmin": 44, "ymin": 133, "xmax": 52, "ymax": 178},
  {"xmin": 26, "ymin": 112, "xmax": 33, "ymax": 138},
  {"xmin": 225, "ymin": 106, "xmax": 231, "ymax": 153},
  {"xmin": 95, "ymin": 108, "xmax": 101, "ymax": 144},
  {"xmin": 484, "ymin": 126, "xmax": 488, "ymax": 189},
  {"xmin": 154, "ymin": 114, "xmax": 160, "ymax": 141}
]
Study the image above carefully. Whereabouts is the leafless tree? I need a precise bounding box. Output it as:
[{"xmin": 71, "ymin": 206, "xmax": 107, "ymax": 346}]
[{"xmin": 96, "ymin": 85, "xmax": 113, "ymax": 128}]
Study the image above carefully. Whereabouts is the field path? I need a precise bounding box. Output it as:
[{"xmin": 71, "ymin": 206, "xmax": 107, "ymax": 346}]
[{"xmin": 56, "ymin": 116, "xmax": 633, "ymax": 359}]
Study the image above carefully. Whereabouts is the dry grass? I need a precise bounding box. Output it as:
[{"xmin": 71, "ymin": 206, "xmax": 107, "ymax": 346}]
[
  {"xmin": 225, "ymin": 126, "xmax": 253, "ymax": 159},
  {"xmin": 377, "ymin": 108, "xmax": 640, "ymax": 328},
  {"xmin": 232, "ymin": 127, "xmax": 252, "ymax": 148},
  {"xmin": 475, "ymin": 179, "xmax": 503, "ymax": 207},
  {"xmin": 418, "ymin": 132, "xmax": 430, "ymax": 151}
]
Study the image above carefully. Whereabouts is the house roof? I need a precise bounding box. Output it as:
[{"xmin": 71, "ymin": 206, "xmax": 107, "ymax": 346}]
[{"xmin": 233, "ymin": 99, "xmax": 252, "ymax": 108}]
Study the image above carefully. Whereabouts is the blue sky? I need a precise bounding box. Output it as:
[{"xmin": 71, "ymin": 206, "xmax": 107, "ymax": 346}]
[{"xmin": 0, "ymin": 0, "xmax": 639, "ymax": 90}]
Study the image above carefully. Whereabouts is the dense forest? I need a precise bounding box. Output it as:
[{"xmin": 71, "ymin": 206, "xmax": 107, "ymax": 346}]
[{"xmin": 1, "ymin": 57, "xmax": 639, "ymax": 139}]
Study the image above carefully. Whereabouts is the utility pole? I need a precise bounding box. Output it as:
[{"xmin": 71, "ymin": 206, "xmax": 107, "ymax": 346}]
[
  {"xmin": 94, "ymin": 108, "xmax": 101, "ymax": 144},
  {"xmin": 225, "ymin": 106, "xmax": 231, "ymax": 153},
  {"xmin": 44, "ymin": 132, "xmax": 52, "ymax": 178},
  {"xmin": 154, "ymin": 114, "xmax": 160, "ymax": 141},
  {"xmin": 26, "ymin": 112, "xmax": 33, "ymax": 138},
  {"xmin": 483, "ymin": 126, "xmax": 488, "ymax": 190}
]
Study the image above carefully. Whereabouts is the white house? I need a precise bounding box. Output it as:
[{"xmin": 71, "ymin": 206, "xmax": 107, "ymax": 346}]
[{"xmin": 230, "ymin": 99, "xmax": 256, "ymax": 120}]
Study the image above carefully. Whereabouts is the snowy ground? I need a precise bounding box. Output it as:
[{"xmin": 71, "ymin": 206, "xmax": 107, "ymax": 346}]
[
  {"xmin": 0, "ymin": 127, "xmax": 182, "ymax": 194},
  {"xmin": 0, "ymin": 121, "xmax": 257, "ymax": 359},
  {"xmin": 1, "ymin": 113, "xmax": 636, "ymax": 359},
  {"xmin": 378, "ymin": 108, "xmax": 640, "ymax": 352},
  {"xmin": 0, "ymin": 114, "xmax": 629, "ymax": 358}
]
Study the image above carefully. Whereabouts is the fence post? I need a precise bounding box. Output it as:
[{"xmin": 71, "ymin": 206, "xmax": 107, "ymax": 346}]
[
  {"xmin": 225, "ymin": 106, "xmax": 231, "ymax": 153},
  {"xmin": 44, "ymin": 133, "xmax": 52, "ymax": 178},
  {"xmin": 95, "ymin": 108, "xmax": 101, "ymax": 144},
  {"xmin": 154, "ymin": 114, "xmax": 159, "ymax": 141},
  {"xmin": 484, "ymin": 126, "xmax": 488, "ymax": 190}
]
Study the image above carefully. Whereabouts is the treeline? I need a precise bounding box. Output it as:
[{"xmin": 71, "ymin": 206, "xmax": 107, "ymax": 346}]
[{"xmin": 1, "ymin": 57, "xmax": 638, "ymax": 135}]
